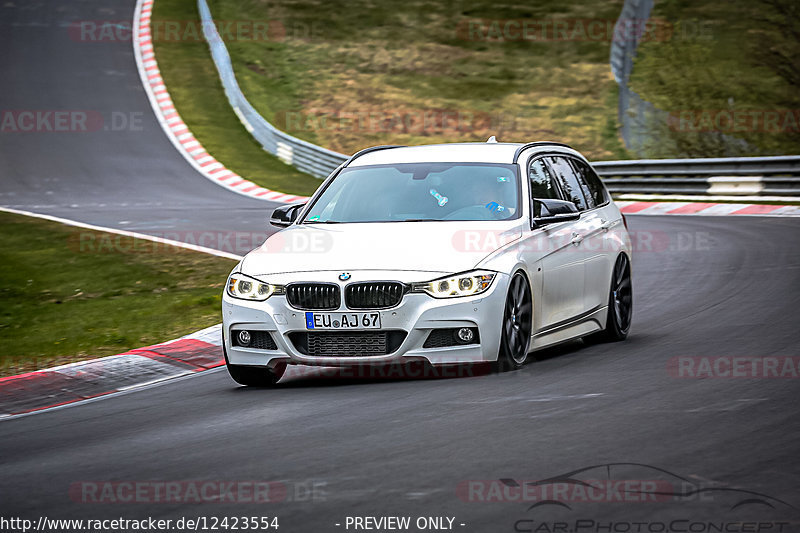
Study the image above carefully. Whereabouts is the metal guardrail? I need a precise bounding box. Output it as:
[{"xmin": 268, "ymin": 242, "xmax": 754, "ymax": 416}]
[
  {"xmin": 595, "ymin": 156, "xmax": 800, "ymax": 196},
  {"xmin": 600, "ymin": 177, "xmax": 800, "ymax": 197},
  {"xmin": 593, "ymin": 155, "xmax": 800, "ymax": 177},
  {"xmin": 198, "ymin": 0, "xmax": 347, "ymax": 178},
  {"xmin": 609, "ymin": 0, "xmax": 656, "ymax": 154},
  {"xmin": 197, "ymin": 0, "xmax": 800, "ymax": 198}
]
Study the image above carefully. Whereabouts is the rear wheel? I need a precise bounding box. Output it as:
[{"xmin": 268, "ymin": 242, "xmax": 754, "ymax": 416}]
[
  {"xmin": 224, "ymin": 346, "xmax": 286, "ymax": 387},
  {"xmin": 494, "ymin": 272, "xmax": 533, "ymax": 372},
  {"xmin": 588, "ymin": 253, "xmax": 632, "ymax": 342}
]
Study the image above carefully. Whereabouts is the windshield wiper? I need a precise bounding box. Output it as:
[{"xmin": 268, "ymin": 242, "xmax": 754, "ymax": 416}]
[{"xmin": 304, "ymin": 220, "xmax": 342, "ymax": 224}]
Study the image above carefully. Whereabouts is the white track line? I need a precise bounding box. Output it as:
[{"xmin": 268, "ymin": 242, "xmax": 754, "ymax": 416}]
[{"xmin": 0, "ymin": 206, "xmax": 243, "ymax": 260}]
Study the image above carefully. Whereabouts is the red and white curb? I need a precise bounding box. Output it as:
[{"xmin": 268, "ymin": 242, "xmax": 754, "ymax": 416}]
[
  {"xmin": 0, "ymin": 325, "xmax": 224, "ymax": 419},
  {"xmin": 132, "ymin": 0, "xmax": 309, "ymax": 204},
  {"xmin": 616, "ymin": 201, "xmax": 800, "ymax": 216}
]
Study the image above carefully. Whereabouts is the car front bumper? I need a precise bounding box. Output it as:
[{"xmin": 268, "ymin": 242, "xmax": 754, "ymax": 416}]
[{"xmin": 221, "ymin": 270, "xmax": 509, "ymax": 368}]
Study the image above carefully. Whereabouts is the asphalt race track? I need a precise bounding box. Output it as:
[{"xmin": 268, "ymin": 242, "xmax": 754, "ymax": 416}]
[
  {"xmin": 0, "ymin": 0, "xmax": 279, "ymax": 255},
  {"xmin": 1, "ymin": 0, "xmax": 799, "ymax": 531}
]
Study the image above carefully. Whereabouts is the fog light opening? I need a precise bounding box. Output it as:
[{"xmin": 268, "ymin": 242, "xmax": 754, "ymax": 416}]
[
  {"xmin": 238, "ymin": 330, "xmax": 251, "ymax": 346},
  {"xmin": 456, "ymin": 327, "xmax": 475, "ymax": 344}
]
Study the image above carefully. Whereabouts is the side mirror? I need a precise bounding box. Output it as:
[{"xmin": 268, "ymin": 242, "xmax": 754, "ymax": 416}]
[
  {"xmin": 270, "ymin": 203, "xmax": 306, "ymax": 228},
  {"xmin": 532, "ymin": 199, "xmax": 580, "ymax": 226}
]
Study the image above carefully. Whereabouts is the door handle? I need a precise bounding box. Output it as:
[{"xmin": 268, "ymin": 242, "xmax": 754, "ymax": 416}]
[
  {"xmin": 570, "ymin": 232, "xmax": 583, "ymax": 245},
  {"xmin": 600, "ymin": 219, "xmax": 614, "ymax": 231}
]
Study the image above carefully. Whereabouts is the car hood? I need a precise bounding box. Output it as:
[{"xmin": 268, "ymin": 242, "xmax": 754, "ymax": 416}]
[{"xmin": 241, "ymin": 220, "xmax": 524, "ymax": 276}]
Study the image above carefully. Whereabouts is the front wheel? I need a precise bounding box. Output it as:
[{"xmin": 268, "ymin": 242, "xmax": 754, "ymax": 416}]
[
  {"xmin": 493, "ymin": 272, "xmax": 533, "ymax": 372},
  {"xmin": 224, "ymin": 346, "xmax": 286, "ymax": 387},
  {"xmin": 226, "ymin": 363, "xmax": 285, "ymax": 387}
]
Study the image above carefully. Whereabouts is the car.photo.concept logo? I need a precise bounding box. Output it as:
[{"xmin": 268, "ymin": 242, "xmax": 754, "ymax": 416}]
[{"xmin": 459, "ymin": 463, "xmax": 796, "ymax": 531}]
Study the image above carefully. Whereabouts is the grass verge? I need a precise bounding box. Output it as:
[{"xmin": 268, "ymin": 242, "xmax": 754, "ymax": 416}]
[
  {"xmin": 151, "ymin": 0, "xmax": 630, "ymax": 194},
  {"xmin": 208, "ymin": 0, "xmax": 630, "ymax": 160},
  {"xmin": 630, "ymin": 0, "xmax": 800, "ymax": 157},
  {"xmin": 151, "ymin": 0, "xmax": 324, "ymax": 196},
  {"xmin": 0, "ymin": 212, "xmax": 237, "ymax": 377}
]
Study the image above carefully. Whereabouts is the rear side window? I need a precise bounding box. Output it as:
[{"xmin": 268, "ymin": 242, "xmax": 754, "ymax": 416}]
[
  {"xmin": 570, "ymin": 158, "xmax": 608, "ymax": 207},
  {"xmin": 528, "ymin": 159, "xmax": 560, "ymax": 200},
  {"xmin": 546, "ymin": 156, "xmax": 589, "ymax": 211}
]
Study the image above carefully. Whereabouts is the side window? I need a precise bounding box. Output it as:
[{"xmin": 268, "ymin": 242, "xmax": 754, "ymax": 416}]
[
  {"xmin": 570, "ymin": 158, "xmax": 608, "ymax": 207},
  {"xmin": 546, "ymin": 156, "xmax": 589, "ymax": 211},
  {"xmin": 528, "ymin": 159, "xmax": 560, "ymax": 200}
]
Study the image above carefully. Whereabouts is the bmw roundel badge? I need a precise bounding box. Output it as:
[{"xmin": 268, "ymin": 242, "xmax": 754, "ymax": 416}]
[{"xmin": 339, "ymin": 272, "xmax": 351, "ymax": 281}]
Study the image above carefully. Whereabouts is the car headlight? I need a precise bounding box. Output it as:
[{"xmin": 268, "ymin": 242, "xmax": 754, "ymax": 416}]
[
  {"xmin": 412, "ymin": 271, "xmax": 496, "ymax": 298},
  {"xmin": 226, "ymin": 273, "xmax": 283, "ymax": 301}
]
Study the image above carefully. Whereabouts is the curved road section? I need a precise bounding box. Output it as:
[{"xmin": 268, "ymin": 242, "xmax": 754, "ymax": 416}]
[
  {"xmin": 0, "ymin": 0, "xmax": 278, "ymax": 256},
  {"xmin": 1, "ymin": 0, "xmax": 799, "ymax": 530}
]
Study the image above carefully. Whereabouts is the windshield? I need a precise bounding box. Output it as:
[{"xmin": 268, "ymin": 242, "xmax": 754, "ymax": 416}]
[{"xmin": 302, "ymin": 163, "xmax": 520, "ymax": 223}]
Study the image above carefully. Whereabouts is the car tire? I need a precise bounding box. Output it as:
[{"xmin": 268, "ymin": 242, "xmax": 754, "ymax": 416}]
[
  {"xmin": 223, "ymin": 346, "xmax": 286, "ymax": 387},
  {"xmin": 493, "ymin": 271, "xmax": 533, "ymax": 372},
  {"xmin": 587, "ymin": 253, "xmax": 632, "ymax": 343}
]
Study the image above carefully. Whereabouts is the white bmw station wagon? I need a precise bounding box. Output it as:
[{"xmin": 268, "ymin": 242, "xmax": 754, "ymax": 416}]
[{"xmin": 222, "ymin": 141, "xmax": 633, "ymax": 386}]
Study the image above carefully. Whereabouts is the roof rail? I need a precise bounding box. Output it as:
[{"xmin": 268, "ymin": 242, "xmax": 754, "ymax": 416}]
[
  {"xmin": 345, "ymin": 145, "xmax": 405, "ymax": 167},
  {"xmin": 512, "ymin": 141, "xmax": 574, "ymax": 163}
]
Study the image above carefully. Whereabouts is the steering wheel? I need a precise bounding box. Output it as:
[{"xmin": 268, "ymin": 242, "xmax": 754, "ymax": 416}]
[{"xmin": 443, "ymin": 205, "xmax": 505, "ymax": 221}]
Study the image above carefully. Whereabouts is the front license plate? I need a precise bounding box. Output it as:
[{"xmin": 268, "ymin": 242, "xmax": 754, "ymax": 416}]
[
  {"xmin": 306, "ymin": 313, "xmax": 381, "ymax": 329},
  {"xmin": 305, "ymin": 312, "xmax": 381, "ymax": 330}
]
